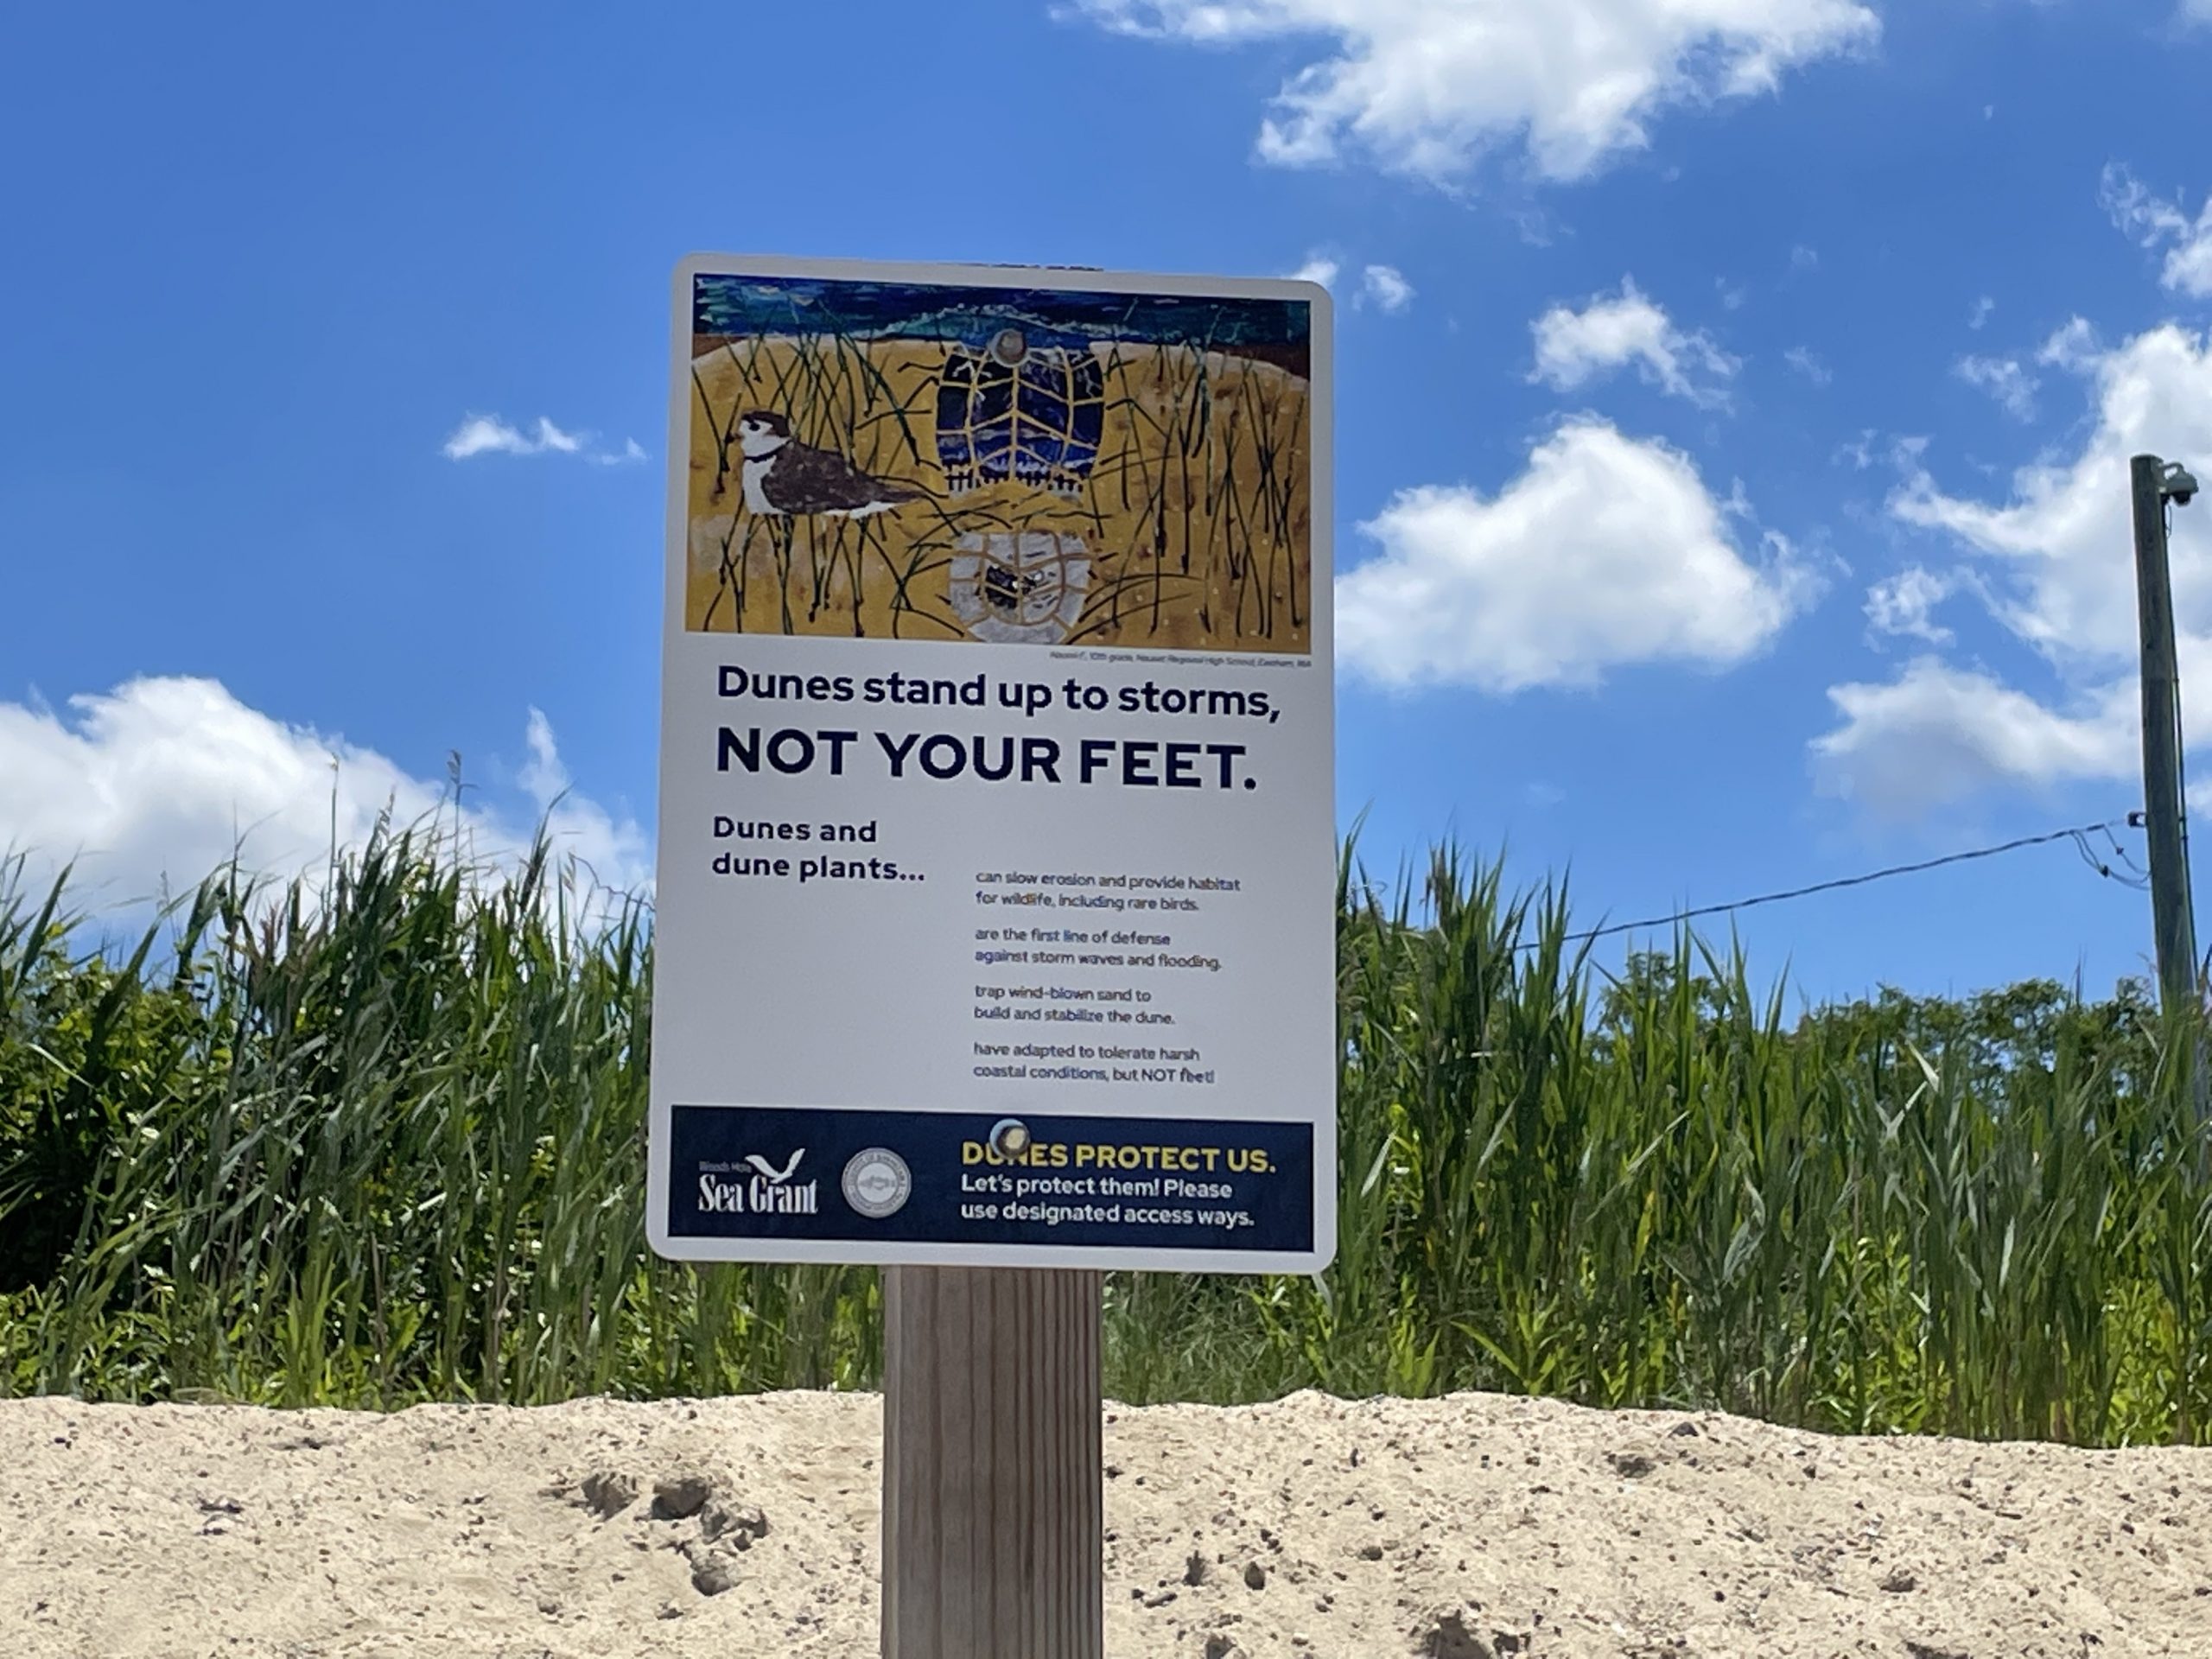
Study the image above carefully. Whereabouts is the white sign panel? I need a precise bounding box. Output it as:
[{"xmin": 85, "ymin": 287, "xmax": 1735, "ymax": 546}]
[{"xmin": 648, "ymin": 254, "xmax": 1335, "ymax": 1272}]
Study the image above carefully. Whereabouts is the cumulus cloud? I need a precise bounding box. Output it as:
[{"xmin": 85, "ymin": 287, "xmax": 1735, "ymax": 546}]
[
  {"xmin": 1864, "ymin": 567, "xmax": 1960, "ymax": 646},
  {"xmin": 1529, "ymin": 279, "xmax": 1738, "ymax": 407},
  {"xmin": 1954, "ymin": 354, "xmax": 2039, "ymax": 422},
  {"xmin": 444, "ymin": 415, "xmax": 644, "ymax": 465},
  {"xmin": 1834, "ymin": 431, "xmax": 1881, "ymax": 471},
  {"xmin": 1813, "ymin": 659, "xmax": 2134, "ymax": 816},
  {"xmin": 1286, "ymin": 256, "xmax": 1412, "ymax": 313},
  {"xmin": 1337, "ymin": 419, "xmax": 1816, "ymax": 692},
  {"xmin": 1784, "ymin": 346, "xmax": 1833, "ymax": 386},
  {"xmin": 0, "ymin": 678, "xmax": 650, "ymax": 917},
  {"xmin": 1814, "ymin": 322, "xmax": 2212, "ymax": 813},
  {"xmin": 1969, "ymin": 296, "xmax": 1996, "ymax": 331},
  {"xmin": 1360, "ymin": 264, "xmax": 1415, "ymax": 312},
  {"xmin": 1070, "ymin": 0, "xmax": 1880, "ymax": 184},
  {"xmin": 2101, "ymin": 164, "xmax": 2212, "ymax": 299},
  {"xmin": 444, "ymin": 416, "xmax": 582, "ymax": 460},
  {"xmin": 2037, "ymin": 317, "xmax": 2102, "ymax": 372},
  {"xmin": 1891, "ymin": 325, "xmax": 2212, "ymax": 661}
]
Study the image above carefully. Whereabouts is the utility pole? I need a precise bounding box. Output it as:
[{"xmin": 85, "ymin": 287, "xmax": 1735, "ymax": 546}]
[
  {"xmin": 2131, "ymin": 454, "xmax": 2199, "ymax": 1014},
  {"xmin": 2131, "ymin": 453, "xmax": 2212, "ymax": 1168}
]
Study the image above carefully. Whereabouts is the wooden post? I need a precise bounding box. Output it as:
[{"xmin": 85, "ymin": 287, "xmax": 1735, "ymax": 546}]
[{"xmin": 880, "ymin": 1267, "xmax": 1104, "ymax": 1659}]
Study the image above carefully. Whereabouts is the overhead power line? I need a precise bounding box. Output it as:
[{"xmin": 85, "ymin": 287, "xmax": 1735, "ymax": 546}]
[{"xmin": 1548, "ymin": 817, "xmax": 2141, "ymax": 950}]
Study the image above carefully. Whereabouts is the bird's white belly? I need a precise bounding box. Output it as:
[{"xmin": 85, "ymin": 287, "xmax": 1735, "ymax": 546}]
[{"xmin": 741, "ymin": 458, "xmax": 779, "ymax": 515}]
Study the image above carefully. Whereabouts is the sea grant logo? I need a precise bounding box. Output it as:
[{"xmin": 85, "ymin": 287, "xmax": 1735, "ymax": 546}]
[{"xmin": 696, "ymin": 1149, "xmax": 818, "ymax": 1216}]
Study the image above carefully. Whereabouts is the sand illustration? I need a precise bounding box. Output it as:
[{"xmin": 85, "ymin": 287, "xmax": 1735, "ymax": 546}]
[{"xmin": 6, "ymin": 1389, "xmax": 2209, "ymax": 1657}]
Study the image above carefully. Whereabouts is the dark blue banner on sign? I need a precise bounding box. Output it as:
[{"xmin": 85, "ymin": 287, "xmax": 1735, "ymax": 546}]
[{"xmin": 666, "ymin": 1105, "xmax": 1313, "ymax": 1255}]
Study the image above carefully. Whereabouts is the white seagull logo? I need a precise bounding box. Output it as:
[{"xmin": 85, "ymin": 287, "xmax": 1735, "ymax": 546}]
[{"xmin": 743, "ymin": 1151, "xmax": 805, "ymax": 1184}]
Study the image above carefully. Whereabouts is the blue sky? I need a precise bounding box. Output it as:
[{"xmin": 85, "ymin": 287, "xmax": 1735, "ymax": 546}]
[{"xmin": 5, "ymin": 0, "xmax": 2212, "ymax": 1006}]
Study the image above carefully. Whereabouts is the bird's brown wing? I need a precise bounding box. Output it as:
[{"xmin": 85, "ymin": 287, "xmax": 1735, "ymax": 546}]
[{"xmin": 766, "ymin": 442, "xmax": 925, "ymax": 512}]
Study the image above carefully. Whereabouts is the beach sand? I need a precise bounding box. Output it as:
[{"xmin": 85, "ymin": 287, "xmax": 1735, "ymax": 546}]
[{"xmin": 5, "ymin": 1389, "xmax": 2209, "ymax": 1656}]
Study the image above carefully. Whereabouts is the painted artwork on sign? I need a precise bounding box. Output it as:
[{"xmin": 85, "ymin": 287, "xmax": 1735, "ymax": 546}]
[{"xmin": 683, "ymin": 275, "xmax": 1314, "ymax": 654}]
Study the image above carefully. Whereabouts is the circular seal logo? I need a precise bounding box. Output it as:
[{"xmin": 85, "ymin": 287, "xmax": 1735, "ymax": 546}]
[{"xmin": 842, "ymin": 1149, "xmax": 912, "ymax": 1220}]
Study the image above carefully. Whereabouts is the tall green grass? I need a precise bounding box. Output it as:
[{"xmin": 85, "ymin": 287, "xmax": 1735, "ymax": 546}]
[{"xmin": 3, "ymin": 829, "xmax": 2209, "ymax": 1445}]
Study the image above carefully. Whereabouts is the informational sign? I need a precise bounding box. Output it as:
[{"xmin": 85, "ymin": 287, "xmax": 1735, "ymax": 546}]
[{"xmin": 647, "ymin": 254, "xmax": 1334, "ymax": 1272}]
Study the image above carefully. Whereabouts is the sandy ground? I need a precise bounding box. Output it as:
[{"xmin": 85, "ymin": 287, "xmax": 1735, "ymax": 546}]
[{"xmin": 3, "ymin": 1390, "xmax": 2209, "ymax": 1658}]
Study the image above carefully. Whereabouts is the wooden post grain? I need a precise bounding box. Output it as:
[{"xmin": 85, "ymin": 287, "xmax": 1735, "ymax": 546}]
[{"xmin": 880, "ymin": 1267, "xmax": 1104, "ymax": 1659}]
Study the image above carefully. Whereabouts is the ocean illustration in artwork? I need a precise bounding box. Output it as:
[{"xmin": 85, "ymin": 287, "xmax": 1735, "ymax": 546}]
[{"xmin": 683, "ymin": 271, "xmax": 1316, "ymax": 654}]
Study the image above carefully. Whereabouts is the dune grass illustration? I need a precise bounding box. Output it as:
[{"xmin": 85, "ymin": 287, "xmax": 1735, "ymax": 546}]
[{"xmin": 684, "ymin": 327, "xmax": 1313, "ymax": 654}]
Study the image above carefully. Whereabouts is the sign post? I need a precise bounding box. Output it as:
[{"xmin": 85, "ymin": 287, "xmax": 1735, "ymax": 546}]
[
  {"xmin": 880, "ymin": 1266, "xmax": 1103, "ymax": 1657},
  {"xmin": 649, "ymin": 254, "xmax": 1334, "ymax": 1656}
]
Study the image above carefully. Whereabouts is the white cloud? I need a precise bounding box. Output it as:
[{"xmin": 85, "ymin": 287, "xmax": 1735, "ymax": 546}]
[
  {"xmin": 1784, "ymin": 346, "xmax": 1833, "ymax": 386},
  {"xmin": 444, "ymin": 415, "xmax": 584, "ymax": 460},
  {"xmin": 1954, "ymin": 354, "xmax": 2039, "ymax": 422},
  {"xmin": 1892, "ymin": 325, "xmax": 2212, "ymax": 661},
  {"xmin": 443, "ymin": 415, "xmax": 643, "ymax": 466},
  {"xmin": 2037, "ymin": 317, "xmax": 2101, "ymax": 372},
  {"xmin": 1337, "ymin": 419, "xmax": 1816, "ymax": 692},
  {"xmin": 1812, "ymin": 658, "xmax": 2133, "ymax": 816},
  {"xmin": 1790, "ymin": 244, "xmax": 1821, "ymax": 271},
  {"xmin": 1864, "ymin": 566, "xmax": 1958, "ymax": 646},
  {"xmin": 1289, "ymin": 255, "xmax": 1412, "ymax": 312},
  {"xmin": 2101, "ymin": 165, "xmax": 2188, "ymax": 236},
  {"xmin": 1969, "ymin": 296, "xmax": 1996, "ymax": 331},
  {"xmin": 1071, "ymin": 0, "xmax": 1880, "ymax": 184},
  {"xmin": 1529, "ymin": 278, "xmax": 1738, "ymax": 407},
  {"xmin": 1815, "ymin": 322, "xmax": 2212, "ymax": 812},
  {"xmin": 2170, "ymin": 237, "xmax": 2212, "ymax": 302},
  {"xmin": 2101, "ymin": 164, "xmax": 2212, "ymax": 299},
  {"xmin": 0, "ymin": 677, "xmax": 650, "ymax": 917},
  {"xmin": 1360, "ymin": 264, "xmax": 1415, "ymax": 312}
]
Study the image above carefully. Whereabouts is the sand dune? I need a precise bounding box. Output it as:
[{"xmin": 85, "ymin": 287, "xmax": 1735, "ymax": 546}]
[{"xmin": 5, "ymin": 1390, "xmax": 2209, "ymax": 1656}]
